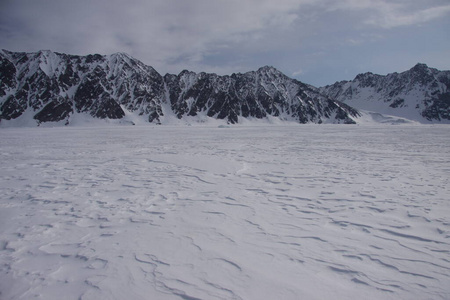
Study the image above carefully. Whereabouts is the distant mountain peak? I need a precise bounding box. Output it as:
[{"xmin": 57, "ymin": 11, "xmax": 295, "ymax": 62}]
[
  {"xmin": 110, "ymin": 51, "xmax": 131, "ymax": 57},
  {"xmin": 258, "ymin": 65, "xmax": 277, "ymax": 71},
  {"xmin": 36, "ymin": 49, "xmax": 52, "ymax": 55},
  {"xmin": 178, "ymin": 69, "xmax": 197, "ymax": 77},
  {"xmin": 411, "ymin": 62, "xmax": 428, "ymax": 70},
  {"xmin": 109, "ymin": 52, "xmax": 137, "ymax": 62},
  {"xmin": 319, "ymin": 63, "xmax": 450, "ymax": 123},
  {"xmin": 256, "ymin": 65, "xmax": 282, "ymax": 74}
]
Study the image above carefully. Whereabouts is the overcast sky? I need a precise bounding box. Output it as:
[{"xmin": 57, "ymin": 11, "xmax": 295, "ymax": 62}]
[{"xmin": 1, "ymin": 0, "xmax": 449, "ymax": 86}]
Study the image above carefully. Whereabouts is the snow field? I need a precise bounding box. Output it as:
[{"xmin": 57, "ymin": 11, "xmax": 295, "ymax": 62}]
[{"xmin": 0, "ymin": 125, "xmax": 449, "ymax": 299}]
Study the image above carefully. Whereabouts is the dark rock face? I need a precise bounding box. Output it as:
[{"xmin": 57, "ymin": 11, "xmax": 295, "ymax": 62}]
[
  {"xmin": 73, "ymin": 69, "xmax": 125, "ymax": 119},
  {"xmin": 422, "ymin": 92, "xmax": 450, "ymax": 121},
  {"xmin": 34, "ymin": 101, "xmax": 73, "ymax": 123},
  {"xmin": 320, "ymin": 63, "xmax": 450, "ymax": 122},
  {"xmin": 0, "ymin": 49, "xmax": 359, "ymax": 125},
  {"xmin": 0, "ymin": 56, "xmax": 16, "ymax": 96}
]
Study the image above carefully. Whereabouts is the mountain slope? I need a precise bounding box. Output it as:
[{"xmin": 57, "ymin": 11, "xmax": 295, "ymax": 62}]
[
  {"xmin": 319, "ymin": 63, "xmax": 450, "ymax": 123},
  {"xmin": 0, "ymin": 50, "xmax": 359, "ymax": 126}
]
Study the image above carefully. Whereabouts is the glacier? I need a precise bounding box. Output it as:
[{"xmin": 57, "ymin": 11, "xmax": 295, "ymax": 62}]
[{"xmin": 0, "ymin": 124, "xmax": 449, "ymax": 299}]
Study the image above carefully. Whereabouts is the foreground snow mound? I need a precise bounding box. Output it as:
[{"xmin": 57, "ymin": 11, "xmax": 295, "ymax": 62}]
[{"xmin": 0, "ymin": 125, "xmax": 449, "ymax": 299}]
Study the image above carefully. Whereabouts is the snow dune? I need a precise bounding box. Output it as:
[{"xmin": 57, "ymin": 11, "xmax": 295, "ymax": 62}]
[{"xmin": 0, "ymin": 125, "xmax": 449, "ymax": 299}]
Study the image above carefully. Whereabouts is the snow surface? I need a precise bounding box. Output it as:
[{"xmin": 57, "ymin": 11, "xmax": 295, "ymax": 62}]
[{"xmin": 0, "ymin": 125, "xmax": 449, "ymax": 300}]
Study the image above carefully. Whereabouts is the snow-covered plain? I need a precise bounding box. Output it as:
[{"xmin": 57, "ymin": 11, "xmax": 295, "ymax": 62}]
[{"xmin": 1, "ymin": 124, "xmax": 449, "ymax": 300}]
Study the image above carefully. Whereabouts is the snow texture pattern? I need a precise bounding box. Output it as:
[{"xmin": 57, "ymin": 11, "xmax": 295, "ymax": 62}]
[{"xmin": 0, "ymin": 125, "xmax": 449, "ymax": 299}]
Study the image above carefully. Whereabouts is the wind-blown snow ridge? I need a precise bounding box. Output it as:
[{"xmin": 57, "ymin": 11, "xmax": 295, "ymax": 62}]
[
  {"xmin": 0, "ymin": 50, "xmax": 358, "ymax": 126},
  {"xmin": 1, "ymin": 125, "xmax": 449, "ymax": 299}
]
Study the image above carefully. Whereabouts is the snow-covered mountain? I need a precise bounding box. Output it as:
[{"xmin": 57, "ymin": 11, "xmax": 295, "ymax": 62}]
[
  {"xmin": 0, "ymin": 50, "xmax": 165, "ymax": 125},
  {"xmin": 0, "ymin": 50, "xmax": 359, "ymax": 126},
  {"xmin": 319, "ymin": 63, "xmax": 450, "ymax": 123}
]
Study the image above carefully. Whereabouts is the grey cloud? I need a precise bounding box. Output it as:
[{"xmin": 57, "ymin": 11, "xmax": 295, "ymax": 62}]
[
  {"xmin": 326, "ymin": 0, "xmax": 450, "ymax": 28},
  {"xmin": 1, "ymin": 0, "xmax": 449, "ymax": 86}
]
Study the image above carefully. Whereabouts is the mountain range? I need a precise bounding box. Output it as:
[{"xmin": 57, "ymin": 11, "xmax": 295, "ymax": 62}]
[
  {"xmin": 0, "ymin": 49, "xmax": 449, "ymax": 126},
  {"xmin": 320, "ymin": 63, "xmax": 450, "ymax": 123}
]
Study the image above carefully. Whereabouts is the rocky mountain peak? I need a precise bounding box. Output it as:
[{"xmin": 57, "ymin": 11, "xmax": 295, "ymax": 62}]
[
  {"xmin": 319, "ymin": 63, "xmax": 450, "ymax": 122},
  {"xmin": 256, "ymin": 65, "xmax": 285, "ymax": 77},
  {"xmin": 411, "ymin": 62, "xmax": 429, "ymax": 72},
  {"xmin": 353, "ymin": 72, "xmax": 381, "ymax": 88},
  {"xmin": 257, "ymin": 65, "xmax": 278, "ymax": 72}
]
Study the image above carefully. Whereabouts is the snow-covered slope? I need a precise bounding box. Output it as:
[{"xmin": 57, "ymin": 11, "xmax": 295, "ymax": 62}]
[
  {"xmin": 319, "ymin": 63, "xmax": 450, "ymax": 123},
  {"xmin": 0, "ymin": 50, "xmax": 359, "ymax": 126}
]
